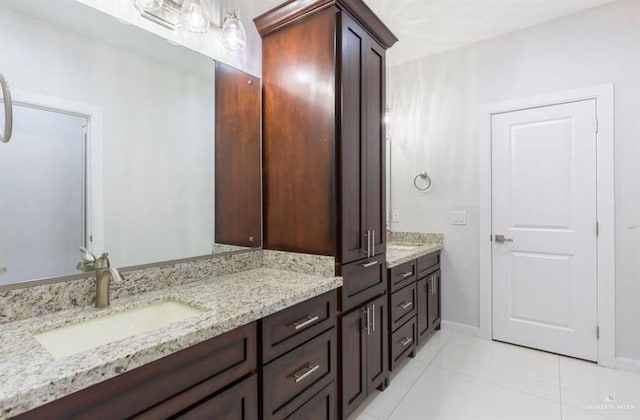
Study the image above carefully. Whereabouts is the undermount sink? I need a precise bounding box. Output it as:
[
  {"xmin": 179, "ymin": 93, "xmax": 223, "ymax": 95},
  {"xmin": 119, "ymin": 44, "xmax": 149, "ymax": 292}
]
[
  {"xmin": 387, "ymin": 244, "xmax": 421, "ymax": 251},
  {"xmin": 33, "ymin": 300, "xmax": 205, "ymax": 359}
]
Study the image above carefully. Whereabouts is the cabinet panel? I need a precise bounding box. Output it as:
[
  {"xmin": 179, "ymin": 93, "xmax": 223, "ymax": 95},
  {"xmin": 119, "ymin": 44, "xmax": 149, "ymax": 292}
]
[
  {"xmin": 416, "ymin": 277, "xmax": 430, "ymax": 344},
  {"xmin": 389, "ymin": 260, "xmax": 417, "ymax": 293},
  {"xmin": 364, "ymin": 38, "xmax": 386, "ymax": 257},
  {"xmin": 176, "ymin": 374, "xmax": 258, "ymax": 420},
  {"xmin": 261, "ymin": 290, "xmax": 337, "ymax": 363},
  {"xmin": 339, "ymin": 255, "xmax": 386, "ymax": 312},
  {"xmin": 391, "ymin": 317, "xmax": 417, "ymax": 370},
  {"xmin": 339, "ymin": 307, "xmax": 367, "ymax": 419},
  {"xmin": 287, "ymin": 382, "xmax": 336, "ymax": 420},
  {"xmin": 261, "ymin": 7, "xmax": 336, "ymax": 255},
  {"xmin": 214, "ymin": 62, "xmax": 262, "ymax": 248},
  {"xmin": 263, "ymin": 328, "xmax": 336, "ymax": 419},
  {"xmin": 339, "ymin": 11, "xmax": 368, "ymax": 265},
  {"xmin": 390, "ymin": 283, "xmax": 417, "ymax": 332},
  {"xmin": 366, "ymin": 295, "xmax": 388, "ymax": 394},
  {"xmin": 417, "ymin": 252, "xmax": 439, "ymax": 279},
  {"xmin": 428, "ymin": 270, "xmax": 441, "ymax": 329}
]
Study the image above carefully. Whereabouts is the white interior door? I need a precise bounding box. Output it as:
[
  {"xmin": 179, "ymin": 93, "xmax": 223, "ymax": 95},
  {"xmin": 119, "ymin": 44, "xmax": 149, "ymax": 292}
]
[{"xmin": 491, "ymin": 99, "xmax": 598, "ymax": 361}]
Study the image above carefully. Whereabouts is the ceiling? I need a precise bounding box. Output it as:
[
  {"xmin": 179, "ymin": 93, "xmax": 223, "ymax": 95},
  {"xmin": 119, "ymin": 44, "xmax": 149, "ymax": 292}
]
[{"xmin": 248, "ymin": 0, "xmax": 619, "ymax": 66}]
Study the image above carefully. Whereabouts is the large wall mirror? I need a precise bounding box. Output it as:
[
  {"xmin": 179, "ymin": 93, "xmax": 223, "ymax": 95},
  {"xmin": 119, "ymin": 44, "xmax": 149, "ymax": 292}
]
[{"xmin": 0, "ymin": 0, "xmax": 262, "ymax": 287}]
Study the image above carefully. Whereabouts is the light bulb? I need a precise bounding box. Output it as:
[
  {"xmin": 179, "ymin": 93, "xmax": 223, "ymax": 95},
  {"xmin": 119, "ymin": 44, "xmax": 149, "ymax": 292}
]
[
  {"xmin": 135, "ymin": 0, "xmax": 163, "ymax": 12},
  {"xmin": 222, "ymin": 10, "xmax": 247, "ymax": 52},
  {"xmin": 180, "ymin": 0, "xmax": 210, "ymax": 33}
]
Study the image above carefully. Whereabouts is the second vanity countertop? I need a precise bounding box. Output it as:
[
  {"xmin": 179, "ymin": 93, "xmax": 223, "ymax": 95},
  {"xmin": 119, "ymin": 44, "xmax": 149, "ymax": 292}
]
[
  {"xmin": 386, "ymin": 242, "xmax": 443, "ymax": 268},
  {"xmin": 0, "ymin": 267, "xmax": 342, "ymax": 418}
]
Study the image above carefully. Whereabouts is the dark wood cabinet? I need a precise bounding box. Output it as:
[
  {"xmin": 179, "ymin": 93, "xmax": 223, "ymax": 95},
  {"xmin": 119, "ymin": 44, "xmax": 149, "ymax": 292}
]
[
  {"xmin": 287, "ymin": 382, "xmax": 336, "ymax": 420},
  {"xmin": 388, "ymin": 251, "xmax": 442, "ymax": 368},
  {"xmin": 174, "ymin": 374, "xmax": 258, "ymax": 420},
  {"xmin": 255, "ymin": 0, "xmax": 397, "ymax": 265},
  {"xmin": 339, "ymin": 294, "xmax": 388, "ymax": 419},
  {"xmin": 214, "ymin": 62, "xmax": 262, "ymax": 248}
]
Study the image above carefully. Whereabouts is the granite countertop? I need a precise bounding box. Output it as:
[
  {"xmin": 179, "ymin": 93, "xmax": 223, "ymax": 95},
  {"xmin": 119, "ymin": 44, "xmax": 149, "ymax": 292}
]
[
  {"xmin": 0, "ymin": 267, "xmax": 342, "ymax": 418},
  {"xmin": 385, "ymin": 232, "xmax": 444, "ymax": 268}
]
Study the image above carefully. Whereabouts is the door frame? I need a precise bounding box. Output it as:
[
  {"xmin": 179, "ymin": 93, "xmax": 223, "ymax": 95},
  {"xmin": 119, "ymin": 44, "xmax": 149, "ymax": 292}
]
[
  {"xmin": 11, "ymin": 88, "xmax": 105, "ymax": 256},
  {"xmin": 478, "ymin": 84, "xmax": 615, "ymax": 367}
]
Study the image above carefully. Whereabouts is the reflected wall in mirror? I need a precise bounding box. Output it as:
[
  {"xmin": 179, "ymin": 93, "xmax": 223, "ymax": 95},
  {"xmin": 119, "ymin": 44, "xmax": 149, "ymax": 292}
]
[{"xmin": 0, "ymin": 0, "xmax": 262, "ymax": 287}]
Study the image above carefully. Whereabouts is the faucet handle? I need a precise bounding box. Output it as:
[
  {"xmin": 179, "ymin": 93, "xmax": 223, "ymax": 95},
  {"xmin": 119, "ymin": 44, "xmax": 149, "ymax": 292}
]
[
  {"xmin": 95, "ymin": 253, "xmax": 111, "ymax": 270},
  {"xmin": 76, "ymin": 247, "xmax": 97, "ymax": 272}
]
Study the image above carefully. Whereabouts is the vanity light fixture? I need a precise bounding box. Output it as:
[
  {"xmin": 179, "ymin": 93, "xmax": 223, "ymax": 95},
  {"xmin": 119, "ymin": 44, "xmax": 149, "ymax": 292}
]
[
  {"xmin": 222, "ymin": 10, "xmax": 247, "ymax": 52},
  {"xmin": 180, "ymin": 0, "xmax": 210, "ymax": 33},
  {"xmin": 135, "ymin": 0, "xmax": 164, "ymax": 12}
]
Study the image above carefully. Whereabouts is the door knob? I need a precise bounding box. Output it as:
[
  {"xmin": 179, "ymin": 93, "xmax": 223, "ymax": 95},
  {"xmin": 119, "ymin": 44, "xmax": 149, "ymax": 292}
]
[{"xmin": 494, "ymin": 234, "xmax": 514, "ymax": 244}]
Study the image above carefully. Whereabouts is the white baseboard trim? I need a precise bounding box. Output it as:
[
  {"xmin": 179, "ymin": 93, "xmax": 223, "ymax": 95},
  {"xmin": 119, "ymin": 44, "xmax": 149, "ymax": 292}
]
[
  {"xmin": 441, "ymin": 320, "xmax": 482, "ymax": 337},
  {"xmin": 616, "ymin": 357, "xmax": 640, "ymax": 374}
]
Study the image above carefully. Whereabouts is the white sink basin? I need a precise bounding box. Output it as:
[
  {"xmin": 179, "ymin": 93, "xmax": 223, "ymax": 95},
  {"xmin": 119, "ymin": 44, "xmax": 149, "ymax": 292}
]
[
  {"xmin": 388, "ymin": 244, "xmax": 420, "ymax": 251},
  {"xmin": 33, "ymin": 300, "xmax": 205, "ymax": 359}
]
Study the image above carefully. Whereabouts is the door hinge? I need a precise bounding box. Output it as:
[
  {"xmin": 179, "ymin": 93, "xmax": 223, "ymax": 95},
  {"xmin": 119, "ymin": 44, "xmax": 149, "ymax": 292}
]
[
  {"xmin": 596, "ymin": 222, "xmax": 600, "ymax": 236},
  {"xmin": 597, "ymin": 326, "xmax": 600, "ymax": 340},
  {"xmin": 595, "ymin": 118, "xmax": 599, "ymax": 134},
  {"xmin": 490, "ymin": 234, "xmax": 493, "ymax": 242}
]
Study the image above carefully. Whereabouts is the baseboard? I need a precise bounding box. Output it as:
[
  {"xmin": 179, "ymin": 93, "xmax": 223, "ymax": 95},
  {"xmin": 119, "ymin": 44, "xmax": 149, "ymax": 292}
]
[
  {"xmin": 441, "ymin": 320, "xmax": 482, "ymax": 337},
  {"xmin": 616, "ymin": 357, "xmax": 640, "ymax": 374}
]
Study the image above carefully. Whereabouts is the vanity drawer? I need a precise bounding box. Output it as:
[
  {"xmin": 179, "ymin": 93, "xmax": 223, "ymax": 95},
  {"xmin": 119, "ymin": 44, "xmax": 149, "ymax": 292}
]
[
  {"xmin": 339, "ymin": 255, "xmax": 387, "ymax": 312},
  {"xmin": 390, "ymin": 316, "xmax": 417, "ymax": 370},
  {"xmin": 417, "ymin": 252, "xmax": 440, "ymax": 279},
  {"xmin": 16, "ymin": 323, "xmax": 257, "ymax": 420},
  {"xmin": 286, "ymin": 381, "xmax": 336, "ymax": 420},
  {"xmin": 389, "ymin": 260, "xmax": 417, "ymax": 293},
  {"xmin": 262, "ymin": 328, "xmax": 336, "ymax": 420},
  {"xmin": 261, "ymin": 290, "xmax": 337, "ymax": 363},
  {"xmin": 390, "ymin": 283, "xmax": 417, "ymax": 332}
]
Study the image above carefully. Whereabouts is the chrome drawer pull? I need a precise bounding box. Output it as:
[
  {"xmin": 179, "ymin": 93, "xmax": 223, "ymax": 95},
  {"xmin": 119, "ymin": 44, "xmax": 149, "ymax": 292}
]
[
  {"xmin": 398, "ymin": 301, "xmax": 412, "ymax": 310},
  {"xmin": 400, "ymin": 337, "xmax": 413, "ymax": 347},
  {"xmin": 400, "ymin": 271, "xmax": 413, "ymax": 278},
  {"xmin": 291, "ymin": 315, "xmax": 320, "ymax": 330},
  {"xmin": 362, "ymin": 261, "xmax": 378, "ymax": 268},
  {"xmin": 291, "ymin": 364, "xmax": 320, "ymax": 383}
]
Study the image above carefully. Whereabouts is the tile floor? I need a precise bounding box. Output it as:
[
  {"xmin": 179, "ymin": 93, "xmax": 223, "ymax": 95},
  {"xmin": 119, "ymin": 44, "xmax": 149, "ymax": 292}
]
[{"xmin": 349, "ymin": 331, "xmax": 640, "ymax": 420}]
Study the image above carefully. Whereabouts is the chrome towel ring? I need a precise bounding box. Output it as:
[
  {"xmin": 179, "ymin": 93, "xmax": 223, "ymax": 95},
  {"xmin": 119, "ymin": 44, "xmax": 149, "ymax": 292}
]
[
  {"xmin": 414, "ymin": 172, "xmax": 432, "ymax": 191},
  {"xmin": 0, "ymin": 72, "xmax": 13, "ymax": 143}
]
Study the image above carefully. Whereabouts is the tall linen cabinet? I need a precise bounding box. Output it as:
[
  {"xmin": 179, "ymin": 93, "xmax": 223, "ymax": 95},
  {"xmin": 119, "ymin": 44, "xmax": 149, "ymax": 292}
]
[{"xmin": 255, "ymin": 1, "xmax": 397, "ymax": 418}]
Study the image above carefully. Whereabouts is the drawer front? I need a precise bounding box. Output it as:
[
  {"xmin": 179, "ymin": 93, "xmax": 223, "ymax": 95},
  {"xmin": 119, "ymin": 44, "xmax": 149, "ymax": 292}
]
[
  {"xmin": 18, "ymin": 323, "xmax": 257, "ymax": 420},
  {"xmin": 339, "ymin": 255, "xmax": 386, "ymax": 312},
  {"xmin": 261, "ymin": 290, "xmax": 337, "ymax": 363},
  {"xmin": 263, "ymin": 328, "xmax": 336, "ymax": 419},
  {"xmin": 175, "ymin": 374, "xmax": 258, "ymax": 420},
  {"xmin": 390, "ymin": 283, "xmax": 417, "ymax": 332},
  {"xmin": 390, "ymin": 316, "xmax": 417, "ymax": 370},
  {"xmin": 389, "ymin": 260, "xmax": 417, "ymax": 293},
  {"xmin": 286, "ymin": 381, "xmax": 336, "ymax": 420},
  {"xmin": 417, "ymin": 252, "xmax": 440, "ymax": 279}
]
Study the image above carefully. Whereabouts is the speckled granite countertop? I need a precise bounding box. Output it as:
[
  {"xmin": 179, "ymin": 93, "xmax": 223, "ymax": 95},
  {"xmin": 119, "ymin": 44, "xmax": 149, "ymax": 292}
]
[
  {"xmin": 386, "ymin": 232, "xmax": 444, "ymax": 268},
  {"xmin": 0, "ymin": 267, "xmax": 342, "ymax": 418}
]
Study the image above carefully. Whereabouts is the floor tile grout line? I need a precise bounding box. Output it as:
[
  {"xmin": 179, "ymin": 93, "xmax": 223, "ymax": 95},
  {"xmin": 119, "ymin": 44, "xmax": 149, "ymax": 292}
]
[
  {"xmin": 432, "ymin": 363, "xmax": 563, "ymax": 406},
  {"xmin": 558, "ymin": 357, "xmax": 564, "ymax": 420}
]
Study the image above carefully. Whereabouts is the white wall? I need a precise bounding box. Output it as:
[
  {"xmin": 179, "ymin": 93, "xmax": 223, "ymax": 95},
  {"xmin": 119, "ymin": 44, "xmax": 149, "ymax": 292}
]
[
  {"xmin": 388, "ymin": 0, "xmax": 640, "ymax": 360},
  {"xmin": 0, "ymin": 8, "xmax": 215, "ymax": 269}
]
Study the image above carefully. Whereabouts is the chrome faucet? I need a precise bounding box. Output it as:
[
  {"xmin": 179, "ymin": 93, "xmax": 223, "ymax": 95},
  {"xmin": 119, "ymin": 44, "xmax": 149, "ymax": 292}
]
[{"xmin": 77, "ymin": 247, "xmax": 123, "ymax": 308}]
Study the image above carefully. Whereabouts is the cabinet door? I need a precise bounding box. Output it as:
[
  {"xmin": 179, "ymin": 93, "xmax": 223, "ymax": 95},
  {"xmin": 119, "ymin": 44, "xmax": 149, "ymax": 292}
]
[
  {"xmin": 176, "ymin": 374, "xmax": 257, "ymax": 420},
  {"xmin": 339, "ymin": 307, "xmax": 367, "ymax": 419},
  {"xmin": 363, "ymin": 36, "xmax": 387, "ymax": 258},
  {"xmin": 416, "ymin": 277, "xmax": 430, "ymax": 344},
  {"xmin": 428, "ymin": 270, "xmax": 441, "ymax": 329},
  {"xmin": 339, "ymin": 11, "xmax": 368, "ymax": 264},
  {"xmin": 366, "ymin": 295, "xmax": 388, "ymax": 393}
]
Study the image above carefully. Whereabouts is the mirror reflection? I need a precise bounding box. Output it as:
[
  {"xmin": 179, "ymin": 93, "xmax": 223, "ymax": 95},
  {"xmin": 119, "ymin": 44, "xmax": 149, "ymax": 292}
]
[{"xmin": 0, "ymin": 0, "xmax": 261, "ymax": 286}]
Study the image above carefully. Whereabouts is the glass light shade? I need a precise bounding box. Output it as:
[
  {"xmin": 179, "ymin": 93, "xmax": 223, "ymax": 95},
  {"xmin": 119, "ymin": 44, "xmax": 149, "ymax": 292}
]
[
  {"xmin": 222, "ymin": 11, "xmax": 247, "ymax": 52},
  {"xmin": 180, "ymin": 0, "xmax": 210, "ymax": 33},
  {"xmin": 135, "ymin": 0, "xmax": 163, "ymax": 12}
]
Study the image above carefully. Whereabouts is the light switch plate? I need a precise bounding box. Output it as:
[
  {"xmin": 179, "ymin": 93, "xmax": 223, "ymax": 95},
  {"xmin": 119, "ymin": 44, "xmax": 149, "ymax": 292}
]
[
  {"xmin": 392, "ymin": 210, "xmax": 400, "ymax": 223},
  {"xmin": 450, "ymin": 211, "xmax": 467, "ymax": 225}
]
